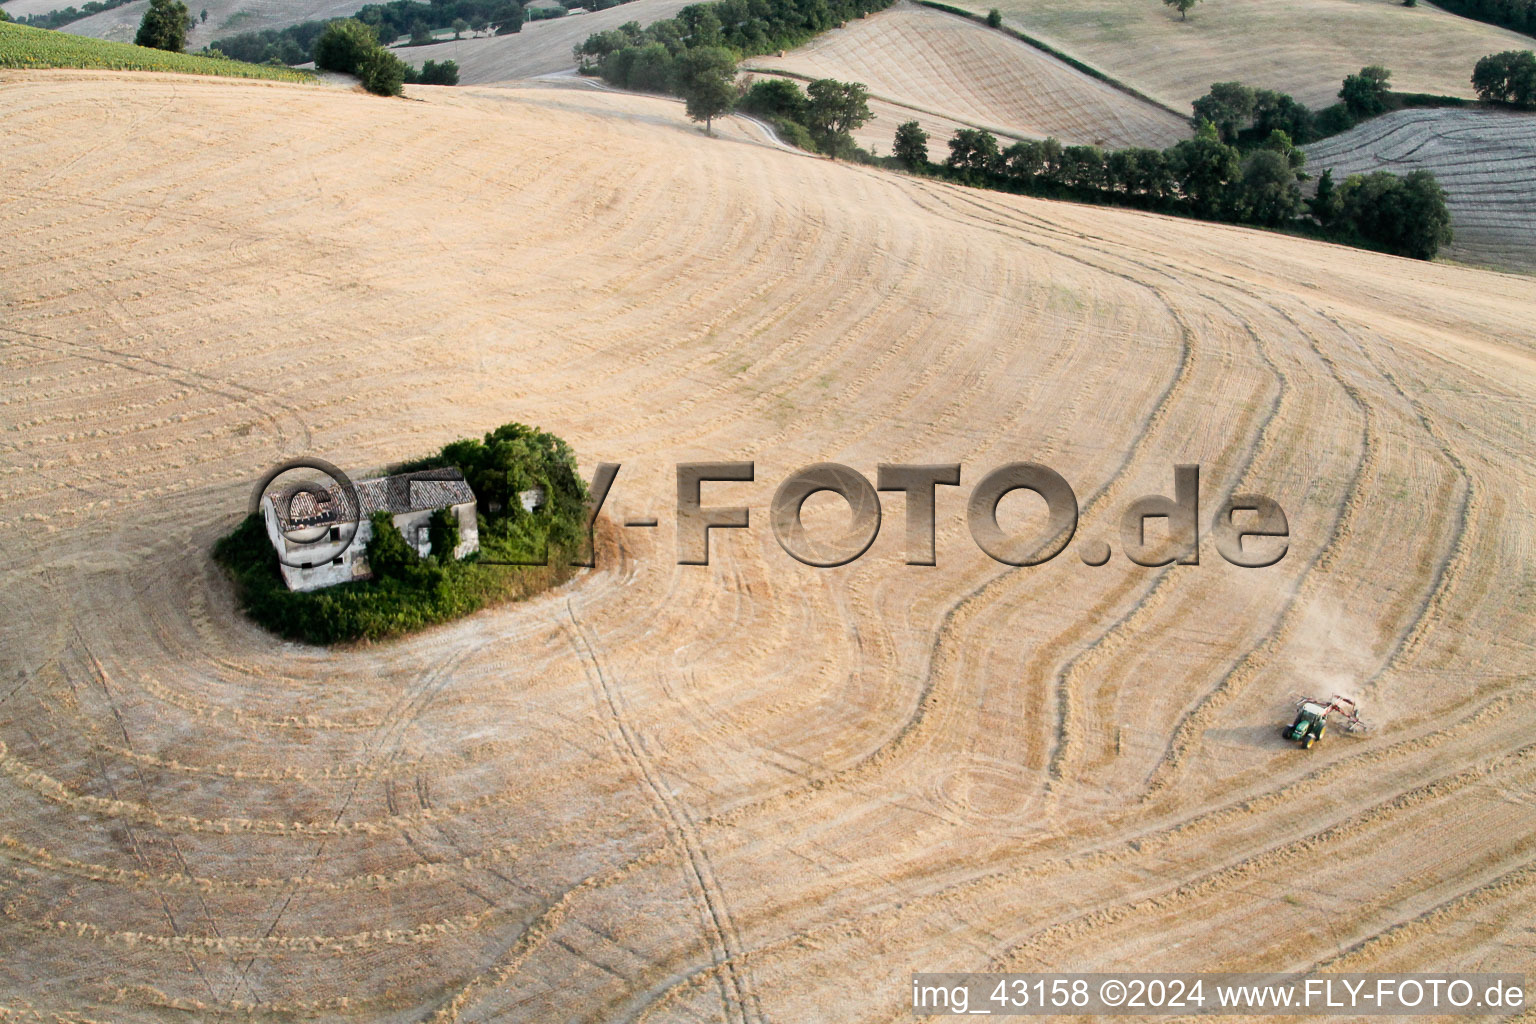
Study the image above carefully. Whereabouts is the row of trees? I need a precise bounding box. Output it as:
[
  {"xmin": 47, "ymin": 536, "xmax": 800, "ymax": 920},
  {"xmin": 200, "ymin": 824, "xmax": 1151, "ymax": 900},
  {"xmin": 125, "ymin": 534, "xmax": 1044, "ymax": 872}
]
[
  {"xmin": 1188, "ymin": 67, "xmax": 1395, "ymax": 149},
  {"xmin": 575, "ymin": 0, "xmax": 898, "ymax": 79},
  {"xmin": 1430, "ymin": 0, "xmax": 1536, "ymax": 40},
  {"xmin": 1472, "ymin": 49, "xmax": 1536, "ymax": 106},
  {"xmin": 212, "ymin": 0, "xmax": 525, "ymax": 66},
  {"xmin": 887, "ymin": 117, "xmax": 1450, "ymax": 259}
]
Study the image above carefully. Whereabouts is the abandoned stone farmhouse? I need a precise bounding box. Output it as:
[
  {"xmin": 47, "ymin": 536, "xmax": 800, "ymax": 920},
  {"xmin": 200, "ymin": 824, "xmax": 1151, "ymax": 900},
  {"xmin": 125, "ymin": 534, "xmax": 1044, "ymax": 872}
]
[{"xmin": 261, "ymin": 468, "xmax": 480, "ymax": 592}]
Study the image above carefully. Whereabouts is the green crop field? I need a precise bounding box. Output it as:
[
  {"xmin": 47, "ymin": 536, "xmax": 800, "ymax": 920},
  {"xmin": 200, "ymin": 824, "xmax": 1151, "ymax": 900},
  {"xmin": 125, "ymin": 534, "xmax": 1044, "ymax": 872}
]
[{"xmin": 0, "ymin": 21, "xmax": 313, "ymax": 81}]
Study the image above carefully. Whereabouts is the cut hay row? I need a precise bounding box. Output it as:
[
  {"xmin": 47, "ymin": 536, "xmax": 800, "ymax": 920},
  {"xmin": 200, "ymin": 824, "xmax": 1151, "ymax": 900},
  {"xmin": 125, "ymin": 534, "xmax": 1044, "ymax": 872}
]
[
  {"xmin": 1305, "ymin": 107, "xmax": 1536, "ymax": 274},
  {"xmin": 743, "ymin": 1, "xmax": 1190, "ymax": 152},
  {"xmin": 0, "ymin": 72, "xmax": 1533, "ymax": 1022}
]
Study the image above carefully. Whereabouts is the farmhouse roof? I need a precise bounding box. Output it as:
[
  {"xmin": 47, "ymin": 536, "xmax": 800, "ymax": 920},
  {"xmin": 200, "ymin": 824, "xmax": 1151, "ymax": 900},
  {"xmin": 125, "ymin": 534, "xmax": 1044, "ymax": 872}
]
[
  {"xmin": 269, "ymin": 468, "xmax": 474, "ymax": 530},
  {"xmin": 355, "ymin": 469, "xmax": 476, "ymax": 517}
]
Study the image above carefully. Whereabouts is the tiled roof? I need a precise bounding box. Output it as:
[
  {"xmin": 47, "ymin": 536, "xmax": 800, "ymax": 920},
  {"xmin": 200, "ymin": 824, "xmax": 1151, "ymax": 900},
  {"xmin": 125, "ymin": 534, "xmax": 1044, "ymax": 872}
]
[
  {"xmin": 269, "ymin": 483, "xmax": 357, "ymax": 531},
  {"xmin": 270, "ymin": 468, "xmax": 474, "ymax": 529},
  {"xmin": 355, "ymin": 468, "xmax": 476, "ymax": 517}
]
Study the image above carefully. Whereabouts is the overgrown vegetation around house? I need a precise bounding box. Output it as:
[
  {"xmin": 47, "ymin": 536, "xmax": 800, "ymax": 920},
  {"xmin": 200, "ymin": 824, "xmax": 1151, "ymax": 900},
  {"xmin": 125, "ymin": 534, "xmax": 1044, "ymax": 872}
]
[
  {"xmin": 0, "ymin": 19, "xmax": 313, "ymax": 79},
  {"xmin": 214, "ymin": 423, "xmax": 593, "ymax": 645}
]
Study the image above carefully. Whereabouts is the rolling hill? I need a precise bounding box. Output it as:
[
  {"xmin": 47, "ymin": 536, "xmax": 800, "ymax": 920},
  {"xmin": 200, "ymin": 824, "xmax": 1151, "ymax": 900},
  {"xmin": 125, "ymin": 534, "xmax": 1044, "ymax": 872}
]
[
  {"xmin": 2, "ymin": 0, "xmax": 365, "ymax": 47},
  {"xmin": 970, "ymin": 0, "xmax": 1536, "ymax": 110},
  {"xmin": 391, "ymin": 0, "xmax": 695, "ymax": 83},
  {"xmin": 1305, "ymin": 107, "xmax": 1536, "ymax": 273},
  {"xmin": 1, "ymin": 69, "xmax": 1534, "ymax": 1022},
  {"xmin": 743, "ymin": 1, "xmax": 1190, "ymax": 154}
]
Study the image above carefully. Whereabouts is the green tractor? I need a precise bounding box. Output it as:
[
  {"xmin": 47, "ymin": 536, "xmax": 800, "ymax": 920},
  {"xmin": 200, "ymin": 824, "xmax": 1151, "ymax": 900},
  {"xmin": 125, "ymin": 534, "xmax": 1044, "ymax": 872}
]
[{"xmin": 1284, "ymin": 694, "xmax": 1364, "ymax": 748}]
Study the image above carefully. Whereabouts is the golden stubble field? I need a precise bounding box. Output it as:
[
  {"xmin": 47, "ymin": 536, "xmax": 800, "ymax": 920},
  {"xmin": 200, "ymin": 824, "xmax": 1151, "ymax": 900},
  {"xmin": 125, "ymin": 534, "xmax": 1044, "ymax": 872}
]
[
  {"xmin": 743, "ymin": 2, "xmax": 1190, "ymax": 154},
  {"xmin": 2, "ymin": 70, "xmax": 1535, "ymax": 1023}
]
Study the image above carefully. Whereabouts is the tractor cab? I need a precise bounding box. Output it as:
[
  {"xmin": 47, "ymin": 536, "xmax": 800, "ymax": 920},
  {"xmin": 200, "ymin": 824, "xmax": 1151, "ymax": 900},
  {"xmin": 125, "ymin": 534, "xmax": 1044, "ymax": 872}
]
[
  {"xmin": 1284, "ymin": 694, "xmax": 1364, "ymax": 748},
  {"xmin": 1286, "ymin": 702, "xmax": 1329, "ymax": 746}
]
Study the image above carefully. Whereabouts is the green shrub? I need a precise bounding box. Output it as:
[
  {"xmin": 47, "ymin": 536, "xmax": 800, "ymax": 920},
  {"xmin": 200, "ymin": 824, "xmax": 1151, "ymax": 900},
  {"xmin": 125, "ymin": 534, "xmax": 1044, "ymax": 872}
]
[
  {"xmin": 1340, "ymin": 65, "xmax": 1391, "ymax": 118},
  {"xmin": 893, "ymin": 119, "xmax": 929, "ymax": 167},
  {"xmin": 767, "ymin": 114, "xmax": 818, "ymax": 151},
  {"xmin": 357, "ymin": 45, "xmax": 406, "ymax": 94},
  {"xmin": 739, "ymin": 77, "xmax": 807, "ymax": 120},
  {"xmin": 1335, "ymin": 169, "xmax": 1452, "ymax": 259},
  {"xmin": 428, "ymin": 507, "xmax": 459, "ymax": 560},
  {"xmin": 313, "ymin": 17, "xmax": 377, "ymax": 73},
  {"xmin": 407, "ymin": 56, "xmax": 459, "ymax": 84},
  {"xmin": 1311, "ymin": 102, "xmax": 1357, "ymax": 137}
]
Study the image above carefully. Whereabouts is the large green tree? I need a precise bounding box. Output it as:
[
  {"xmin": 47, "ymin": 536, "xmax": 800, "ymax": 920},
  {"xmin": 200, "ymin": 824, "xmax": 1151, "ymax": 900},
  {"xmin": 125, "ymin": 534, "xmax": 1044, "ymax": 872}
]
[
  {"xmin": 804, "ymin": 78, "xmax": 872, "ymax": 157},
  {"xmin": 674, "ymin": 46, "xmax": 737, "ymax": 134},
  {"xmin": 495, "ymin": 1, "xmax": 525, "ymax": 33},
  {"xmin": 946, "ymin": 128, "xmax": 1001, "ymax": 180},
  {"xmin": 1471, "ymin": 50, "xmax": 1536, "ymax": 107},
  {"xmin": 1336, "ymin": 169, "xmax": 1452, "ymax": 259},
  {"xmin": 1192, "ymin": 82, "xmax": 1255, "ymax": 143},
  {"xmin": 135, "ymin": 0, "xmax": 190, "ymax": 51},
  {"xmin": 893, "ymin": 120, "xmax": 929, "ymax": 168},
  {"xmin": 1339, "ymin": 65, "xmax": 1392, "ymax": 118},
  {"xmin": 313, "ymin": 18, "xmax": 379, "ymax": 73},
  {"xmin": 1167, "ymin": 122, "xmax": 1242, "ymax": 218}
]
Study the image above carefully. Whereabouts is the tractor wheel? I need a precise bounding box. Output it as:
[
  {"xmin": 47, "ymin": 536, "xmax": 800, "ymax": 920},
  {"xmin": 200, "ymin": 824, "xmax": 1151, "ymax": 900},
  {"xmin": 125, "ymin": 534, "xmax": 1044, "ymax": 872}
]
[
  {"xmin": 1319, "ymin": 723, "xmax": 1327, "ymax": 739},
  {"xmin": 1303, "ymin": 734, "xmax": 1315, "ymax": 749}
]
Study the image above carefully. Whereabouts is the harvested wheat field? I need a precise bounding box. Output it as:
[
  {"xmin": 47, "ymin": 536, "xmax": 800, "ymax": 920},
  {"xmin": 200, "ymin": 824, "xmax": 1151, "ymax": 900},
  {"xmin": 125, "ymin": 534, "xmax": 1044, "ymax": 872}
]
[
  {"xmin": 393, "ymin": 0, "xmax": 695, "ymax": 84},
  {"xmin": 969, "ymin": 0, "xmax": 1536, "ymax": 111},
  {"xmin": 3, "ymin": 69, "xmax": 1536, "ymax": 1023},
  {"xmin": 743, "ymin": 2, "xmax": 1189, "ymax": 152},
  {"xmin": 1305, "ymin": 108, "xmax": 1536, "ymax": 275}
]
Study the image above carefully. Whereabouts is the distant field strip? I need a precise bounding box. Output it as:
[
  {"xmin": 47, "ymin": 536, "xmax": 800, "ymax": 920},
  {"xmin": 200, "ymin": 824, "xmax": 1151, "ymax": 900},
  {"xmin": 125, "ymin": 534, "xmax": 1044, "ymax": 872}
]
[
  {"xmin": 744, "ymin": 1, "xmax": 1189, "ymax": 151},
  {"xmin": 392, "ymin": 0, "xmax": 696, "ymax": 83},
  {"xmin": 1306, "ymin": 108, "xmax": 1536, "ymax": 273},
  {"xmin": 966, "ymin": 0, "xmax": 1536, "ymax": 109},
  {"xmin": 2, "ymin": 0, "xmax": 367, "ymax": 47}
]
